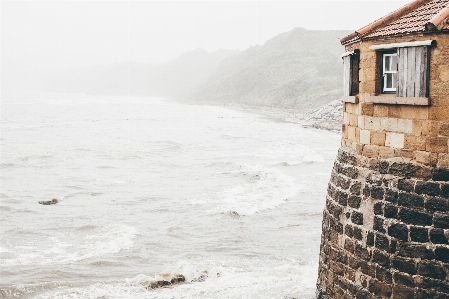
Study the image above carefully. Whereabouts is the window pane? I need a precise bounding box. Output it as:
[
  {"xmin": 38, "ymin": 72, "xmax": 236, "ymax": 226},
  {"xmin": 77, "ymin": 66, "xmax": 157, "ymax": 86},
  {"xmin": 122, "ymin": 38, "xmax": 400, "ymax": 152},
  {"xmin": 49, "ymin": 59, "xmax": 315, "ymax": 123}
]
[
  {"xmin": 391, "ymin": 54, "xmax": 398, "ymax": 71},
  {"xmin": 392, "ymin": 73, "xmax": 396, "ymax": 89},
  {"xmin": 385, "ymin": 55, "xmax": 391, "ymax": 71},
  {"xmin": 386, "ymin": 73, "xmax": 392, "ymax": 88}
]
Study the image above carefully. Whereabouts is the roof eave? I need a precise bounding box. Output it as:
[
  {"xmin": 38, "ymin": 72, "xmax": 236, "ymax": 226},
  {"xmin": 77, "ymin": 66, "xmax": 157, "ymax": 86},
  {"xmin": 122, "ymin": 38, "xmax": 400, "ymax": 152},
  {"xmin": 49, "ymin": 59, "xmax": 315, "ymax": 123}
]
[{"xmin": 340, "ymin": 0, "xmax": 430, "ymax": 45}]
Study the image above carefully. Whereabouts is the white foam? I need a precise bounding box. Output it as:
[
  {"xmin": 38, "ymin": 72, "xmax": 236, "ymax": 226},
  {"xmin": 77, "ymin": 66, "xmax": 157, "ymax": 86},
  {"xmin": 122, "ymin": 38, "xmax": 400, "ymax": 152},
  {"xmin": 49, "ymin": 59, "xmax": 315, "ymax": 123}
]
[
  {"xmin": 207, "ymin": 164, "xmax": 301, "ymax": 215},
  {"xmin": 0, "ymin": 224, "xmax": 136, "ymax": 266},
  {"xmin": 30, "ymin": 259, "xmax": 318, "ymax": 299}
]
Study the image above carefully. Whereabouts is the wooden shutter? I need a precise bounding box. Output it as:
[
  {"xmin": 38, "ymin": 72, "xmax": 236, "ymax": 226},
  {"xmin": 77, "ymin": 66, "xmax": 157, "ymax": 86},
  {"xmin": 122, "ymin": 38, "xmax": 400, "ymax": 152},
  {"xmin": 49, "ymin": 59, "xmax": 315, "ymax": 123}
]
[
  {"xmin": 343, "ymin": 55, "xmax": 352, "ymax": 96},
  {"xmin": 397, "ymin": 46, "xmax": 430, "ymax": 97}
]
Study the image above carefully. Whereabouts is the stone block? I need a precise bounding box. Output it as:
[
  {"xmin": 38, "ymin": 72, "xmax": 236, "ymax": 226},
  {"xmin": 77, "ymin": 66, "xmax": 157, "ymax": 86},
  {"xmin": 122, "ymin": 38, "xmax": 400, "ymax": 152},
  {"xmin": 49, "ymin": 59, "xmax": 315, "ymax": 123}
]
[
  {"xmin": 429, "ymin": 107, "xmax": 449, "ymax": 122},
  {"xmin": 434, "ymin": 213, "xmax": 449, "ymax": 229},
  {"xmin": 368, "ymin": 279, "xmax": 392, "ymax": 298},
  {"xmin": 392, "ymin": 285, "xmax": 416, "ymax": 299},
  {"xmin": 389, "ymin": 106, "xmax": 428, "ymax": 120},
  {"xmin": 412, "ymin": 120, "xmax": 422, "ymax": 135},
  {"xmin": 365, "ymin": 116, "xmax": 381, "ymax": 131},
  {"xmin": 414, "ymin": 151, "xmax": 433, "ymax": 165},
  {"xmin": 343, "ymin": 112, "xmax": 349, "ymax": 125},
  {"xmin": 386, "ymin": 132, "xmax": 404, "ymax": 148},
  {"xmin": 398, "ymin": 208, "xmax": 432, "ymax": 226},
  {"xmin": 381, "ymin": 117, "xmax": 398, "ymax": 132},
  {"xmin": 373, "ymin": 105, "xmax": 388, "ymax": 117},
  {"xmin": 398, "ymin": 243, "xmax": 434, "ymax": 260},
  {"xmin": 398, "ymin": 179, "xmax": 415, "ymax": 192},
  {"xmin": 394, "ymin": 149, "xmax": 414, "ymax": 159},
  {"xmin": 398, "ymin": 192, "xmax": 424, "ymax": 208},
  {"xmin": 392, "ymin": 257, "xmax": 417, "ymax": 275},
  {"xmin": 417, "ymin": 261, "xmax": 447, "ymax": 280},
  {"xmin": 388, "ymin": 223, "xmax": 408, "ymax": 242},
  {"xmin": 358, "ymin": 116, "xmax": 365, "ymax": 129},
  {"xmin": 426, "ymin": 137, "xmax": 448, "ymax": 153},
  {"xmin": 433, "ymin": 168, "xmax": 449, "ymax": 181},
  {"xmin": 362, "ymin": 145, "xmax": 379, "ymax": 158},
  {"xmin": 429, "ymin": 228, "xmax": 447, "ymax": 244},
  {"xmin": 384, "ymin": 204, "xmax": 398, "ymax": 218},
  {"xmin": 410, "ymin": 226, "xmax": 429, "ymax": 243},
  {"xmin": 435, "ymin": 247, "xmax": 449, "ymax": 262},
  {"xmin": 404, "ymin": 135, "xmax": 426, "ymax": 150},
  {"xmin": 345, "ymin": 103, "xmax": 358, "ymax": 114},
  {"xmin": 360, "ymin": 103, "xmax": 374, "ymax": 116},
  {"xmin": 342, "ymin": 124, "xmax": 348, "ymax": 139},
  {"xmin": 422, "ymin": 120, "xmax": 438, "ymax": 136},
  {"xmin": 397, "ymin": 119, "xmax": 413, "ymax": 134},
  {"xmin": 426, "ymin": 197, "xmax": 449, "ymax": 213},
  {"xmin": 360, "ymin": 129, "xmax": 371, "ymax": 145},
  {"xmin": 439, "ymin": 65, "xmax": 449, "ymax": 81},
  {"xmin": 379, "ymin": 147, "xmax": 394, "ymax": 159},
  {"xmin": 415, "ymin": 181, "xmax": 440, "ymax": 196},
  {"xmin": 370, "ymin": 131, "xmax": 386, "ymax": 146},
  {"xmin": 351, "ymin": 211, "xmax": 364, "ymax": 225},
  {"xmin": 348, "ymin": 126, "xmax": 357, "ymax": 142},
  {"xmin": 349, "ymin": 113, "xmax": 358, "ymax": 126},
  {"xmin": 439, "ymin": 122, "xmax": 449, "ymax": 137}
]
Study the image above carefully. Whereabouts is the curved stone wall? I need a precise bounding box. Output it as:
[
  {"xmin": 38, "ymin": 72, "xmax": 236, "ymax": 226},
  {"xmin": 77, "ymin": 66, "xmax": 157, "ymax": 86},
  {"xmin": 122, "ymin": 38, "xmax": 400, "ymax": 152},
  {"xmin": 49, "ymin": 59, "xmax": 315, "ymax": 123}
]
[{"xmin": 317, "ymin": 147, "xmax": 449, "ymax": 298}]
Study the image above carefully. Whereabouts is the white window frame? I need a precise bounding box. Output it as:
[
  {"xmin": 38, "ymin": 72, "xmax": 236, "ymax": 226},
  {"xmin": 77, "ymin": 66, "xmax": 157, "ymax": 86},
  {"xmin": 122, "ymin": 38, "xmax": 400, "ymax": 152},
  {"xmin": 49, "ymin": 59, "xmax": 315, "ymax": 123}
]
[{"xmin": 382, "ymin": 53, "xmax": 397, "ymax": 93}]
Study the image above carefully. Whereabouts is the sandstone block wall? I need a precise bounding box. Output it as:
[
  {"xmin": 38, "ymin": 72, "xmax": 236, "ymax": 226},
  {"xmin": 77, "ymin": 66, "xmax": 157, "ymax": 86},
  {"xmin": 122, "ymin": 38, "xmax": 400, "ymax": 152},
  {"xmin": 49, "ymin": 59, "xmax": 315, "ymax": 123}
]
[
  {"xmin": 317, "ymin": 148, "xmax": 449, "ymax": 298},
  {"xmin": 341, "ymin": 33, "xmax": 449, "ymax": 168}
]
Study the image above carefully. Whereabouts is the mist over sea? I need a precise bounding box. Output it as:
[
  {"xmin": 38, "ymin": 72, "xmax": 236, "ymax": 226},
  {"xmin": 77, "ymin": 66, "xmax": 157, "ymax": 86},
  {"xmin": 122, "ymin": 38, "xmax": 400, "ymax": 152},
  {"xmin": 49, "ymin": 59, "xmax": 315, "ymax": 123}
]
[{"xmin": 0, "ymin": 93, "xmax": 340, "ymax": 298}]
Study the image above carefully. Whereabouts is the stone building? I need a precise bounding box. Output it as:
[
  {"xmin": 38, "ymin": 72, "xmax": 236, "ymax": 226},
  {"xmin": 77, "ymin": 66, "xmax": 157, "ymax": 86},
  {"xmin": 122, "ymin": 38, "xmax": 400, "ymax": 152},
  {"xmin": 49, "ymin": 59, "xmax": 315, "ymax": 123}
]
[{"xmin": 317, "ymin": 0, "xmax": 449, "ymax": 298}]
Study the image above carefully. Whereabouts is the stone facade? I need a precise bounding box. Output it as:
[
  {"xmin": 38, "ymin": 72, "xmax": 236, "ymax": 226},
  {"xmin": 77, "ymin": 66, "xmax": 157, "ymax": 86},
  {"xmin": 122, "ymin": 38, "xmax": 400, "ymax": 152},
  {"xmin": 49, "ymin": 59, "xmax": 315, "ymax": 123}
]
[
  {"xmin": 317, "ymin": 148, "xmax": 449, "ymax": 298},
  {"xmin": 342, "ymin": 33, "xmax": 449, "ymax": 169},
  {"xmin": 317, "ymin": 27, "xmax": 449, "ymax": 299}
]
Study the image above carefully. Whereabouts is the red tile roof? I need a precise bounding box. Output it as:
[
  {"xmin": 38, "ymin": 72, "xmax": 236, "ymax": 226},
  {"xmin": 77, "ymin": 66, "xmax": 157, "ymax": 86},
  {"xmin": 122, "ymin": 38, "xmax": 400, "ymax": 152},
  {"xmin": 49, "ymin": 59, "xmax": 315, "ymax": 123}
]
[{"xmin": 341, "ymin": 0, "xmax": 449, "ymax": 45}]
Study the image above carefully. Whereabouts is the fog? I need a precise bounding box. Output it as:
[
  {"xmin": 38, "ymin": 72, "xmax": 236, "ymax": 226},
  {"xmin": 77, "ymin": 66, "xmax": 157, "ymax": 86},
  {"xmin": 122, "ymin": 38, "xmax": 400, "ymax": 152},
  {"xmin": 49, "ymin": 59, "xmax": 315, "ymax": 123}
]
[{"xmin": 1, "ymin": 1, "xmax": 408, "ymax": 92}]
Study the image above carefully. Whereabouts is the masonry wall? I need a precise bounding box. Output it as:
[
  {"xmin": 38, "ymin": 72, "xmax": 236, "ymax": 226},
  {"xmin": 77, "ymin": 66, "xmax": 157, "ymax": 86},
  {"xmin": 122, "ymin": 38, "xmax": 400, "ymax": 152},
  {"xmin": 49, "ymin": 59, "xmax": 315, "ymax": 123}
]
[
  {"xmin": 317, "ymin": 32, "xmax": 449, "ymax": 298},
  {"xmin": 342, "ymin": 33, "xmax": 449, "ymax": 168}
]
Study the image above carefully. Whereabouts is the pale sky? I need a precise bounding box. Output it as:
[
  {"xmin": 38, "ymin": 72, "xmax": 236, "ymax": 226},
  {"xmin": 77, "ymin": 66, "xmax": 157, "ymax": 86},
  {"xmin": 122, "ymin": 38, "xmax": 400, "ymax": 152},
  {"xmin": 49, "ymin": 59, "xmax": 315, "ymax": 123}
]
[{"xmin": 1, "ymin": 0, "xmax": 409, "ymax": 90}]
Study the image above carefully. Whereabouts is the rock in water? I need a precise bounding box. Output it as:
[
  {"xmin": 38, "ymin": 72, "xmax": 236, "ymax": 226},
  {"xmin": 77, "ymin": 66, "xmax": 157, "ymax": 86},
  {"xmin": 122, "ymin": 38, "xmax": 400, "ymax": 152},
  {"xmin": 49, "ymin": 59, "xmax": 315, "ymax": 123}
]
[
  {"xmin": 141, "ymin": 273, "xmax": 185, "ymax": 290},
  {"xmin": 38, "ymin": 198, "xmax": 58, "ymax": 205}
]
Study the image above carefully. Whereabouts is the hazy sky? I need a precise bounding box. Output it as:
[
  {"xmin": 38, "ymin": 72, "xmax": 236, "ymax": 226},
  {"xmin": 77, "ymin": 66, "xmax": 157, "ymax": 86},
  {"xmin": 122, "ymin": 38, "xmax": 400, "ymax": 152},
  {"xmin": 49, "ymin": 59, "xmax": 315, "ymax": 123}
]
[{"xmin": 1, "ymin": 0, "xmax": 409, "ymax": 90}]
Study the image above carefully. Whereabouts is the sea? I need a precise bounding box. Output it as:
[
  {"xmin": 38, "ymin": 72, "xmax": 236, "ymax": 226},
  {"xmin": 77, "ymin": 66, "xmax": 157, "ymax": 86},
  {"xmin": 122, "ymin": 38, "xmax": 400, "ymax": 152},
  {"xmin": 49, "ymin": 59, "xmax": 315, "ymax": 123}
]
[{"xmin": 0, "ymin": 92, "xmax": 341, "ymax": 299}]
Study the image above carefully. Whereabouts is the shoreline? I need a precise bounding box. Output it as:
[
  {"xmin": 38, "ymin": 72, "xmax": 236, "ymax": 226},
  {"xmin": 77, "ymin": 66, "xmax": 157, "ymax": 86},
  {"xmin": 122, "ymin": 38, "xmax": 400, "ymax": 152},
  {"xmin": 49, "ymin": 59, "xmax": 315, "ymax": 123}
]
[{"xmin": 177, "ymin": 98, "xmax": 342, "ymax": 133}]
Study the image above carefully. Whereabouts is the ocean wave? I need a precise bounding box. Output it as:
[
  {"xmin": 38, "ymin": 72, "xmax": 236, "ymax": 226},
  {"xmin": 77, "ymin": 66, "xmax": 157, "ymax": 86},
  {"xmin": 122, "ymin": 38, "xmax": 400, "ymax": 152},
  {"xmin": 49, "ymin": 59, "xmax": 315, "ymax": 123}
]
[
  {"xmin": 203, "ymin": 164, "xmax": 301, "ymax": 216},
  {"xmin": 0, "ymin": 224, "xmax": 137, "ymax": 267},
  {"xmin": 25, "ymin": 259, "xmax": 317, "ymax": 299}
]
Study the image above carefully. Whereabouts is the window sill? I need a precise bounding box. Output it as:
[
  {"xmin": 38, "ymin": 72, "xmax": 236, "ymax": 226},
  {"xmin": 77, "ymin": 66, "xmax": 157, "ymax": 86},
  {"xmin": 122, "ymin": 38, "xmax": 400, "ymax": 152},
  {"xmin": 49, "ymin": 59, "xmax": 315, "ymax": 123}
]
[
  {"xmin": 341, "ymin": 96, "xmax": 359, "ymax": 103},
  {"xmin": 365, "ymin": 96, "xmax": 430, "ymax": 106}
]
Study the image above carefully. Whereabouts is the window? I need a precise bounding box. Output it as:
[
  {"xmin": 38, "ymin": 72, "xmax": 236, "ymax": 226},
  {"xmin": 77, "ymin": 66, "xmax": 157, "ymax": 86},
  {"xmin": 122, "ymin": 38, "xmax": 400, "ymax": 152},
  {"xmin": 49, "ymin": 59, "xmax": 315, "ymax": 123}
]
[
  {"xmin": 382, "ymin": 52, "xmax": 397, "ymax": 93},
  {"xmin": 365, "ymin": 40, "xmax": 435, "ymax": 105},
  {"xmin": 341, "ymin": 49, "xmax": 359, "ymax": 103}
]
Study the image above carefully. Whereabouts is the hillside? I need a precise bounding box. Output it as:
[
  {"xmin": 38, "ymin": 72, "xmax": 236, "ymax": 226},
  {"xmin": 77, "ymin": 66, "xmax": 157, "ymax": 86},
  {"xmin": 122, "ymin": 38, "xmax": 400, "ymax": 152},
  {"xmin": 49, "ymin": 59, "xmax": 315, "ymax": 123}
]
[
  {"xmin": 43, "ymin": 48, "xmax": 239, "ymax": 97},
  {"xmin": 192, "ymin": 28, "xmax": 350, "ymax": 111},
  {"xmin": 41, "ymin": 28, "xmax": 349, "ymax": 114}
]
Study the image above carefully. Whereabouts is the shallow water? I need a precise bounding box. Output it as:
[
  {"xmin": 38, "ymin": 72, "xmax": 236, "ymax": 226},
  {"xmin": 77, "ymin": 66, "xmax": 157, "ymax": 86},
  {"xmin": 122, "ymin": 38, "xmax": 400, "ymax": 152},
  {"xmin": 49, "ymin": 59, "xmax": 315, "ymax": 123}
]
[{"xmin": 0, "ymin": 92, "xmax": 340, "ymax": 299}]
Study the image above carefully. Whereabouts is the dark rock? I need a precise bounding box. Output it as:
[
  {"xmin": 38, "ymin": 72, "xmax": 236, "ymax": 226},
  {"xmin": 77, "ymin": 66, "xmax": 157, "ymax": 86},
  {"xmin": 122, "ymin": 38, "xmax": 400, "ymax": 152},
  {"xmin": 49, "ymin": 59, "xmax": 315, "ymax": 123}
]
[
  {"xmin": 351, "ymin": 211, "xmax": 364, "ymax": 225},
  {"xmin": 398, "ymin": 208, "xmax": 432, "ymax": 226},
  {"xmin": 430, "ymin": 228, "xmax": 448, "ymax": 244},
  {"xmin": 433, "ymin": 168, "xmax": 449, "ymax": 181},
  {"xmin": 398, "ymin": 179, "xmax": 415, "ymax": 193},
  {"xmin": 388, "ymin": 223, "xmax": 408, "ymax": 241},
  {"xmin": 434, "ymin": 213, "xmax": 449, "ymax": 229},
  {"xmin": 38, "ymin": 198, "xmax": 58, "ymax": 205},
  {"xmin": 410, "ymin": 226, "xmax": 429, "ymax": 243},
  {"xmin": 398, "ymin": 192, "xmax": 424, "ymax": 208},
  {"xmin": 416, "ymin": 181, "xmax": 441, "ymax": 196}
]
